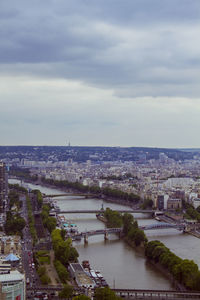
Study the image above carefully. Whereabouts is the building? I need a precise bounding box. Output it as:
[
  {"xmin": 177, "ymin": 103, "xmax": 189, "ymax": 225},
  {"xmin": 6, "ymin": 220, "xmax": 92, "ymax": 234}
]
[
  {"xmin": 0, "ymin": 235, "xmax": 22, "ymax": 256},
  {"xmin": 159, "ymin": 153, "xmax": 168, "ymax": 163},
  {"xmin": 192, "ymin": 198, "xmax": 200, "ymax": 209},
  {"xmin": 0, "ymin": 162, "xmax": 7, "ymax": 213},
  {"xmin": 157, "ymin": 195, "xmax": 164, "ymax": 210},
  {"xmin": 167, "ymin": 198, "xmax": 182, "ymax": 210},
  {"xmin": 0, "ymin": 270, "xmax": 25, "ymax": 300}
]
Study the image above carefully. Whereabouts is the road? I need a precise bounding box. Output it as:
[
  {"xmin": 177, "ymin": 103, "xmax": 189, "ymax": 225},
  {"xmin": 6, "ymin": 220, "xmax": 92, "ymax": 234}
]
[{"xmin": 20, "ymin": 194, "xmax": 41, "ymax": 298}]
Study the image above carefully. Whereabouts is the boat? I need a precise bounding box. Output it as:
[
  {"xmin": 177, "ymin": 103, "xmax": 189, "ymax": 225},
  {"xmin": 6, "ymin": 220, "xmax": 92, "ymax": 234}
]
[
  {"xmin": 82, "ymin": 260, "xmax": 90, "ymax": 269},
  {"xmin": 81, "ymin": 260, "xmax": 109, "ymax": 288}
]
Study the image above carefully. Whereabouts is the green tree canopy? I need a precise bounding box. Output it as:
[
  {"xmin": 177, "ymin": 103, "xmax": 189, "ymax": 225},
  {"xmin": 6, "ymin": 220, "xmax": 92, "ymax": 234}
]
[
  {"xmin": 73, "ymin": 295, "xmax": 91, "ymax": 300},
  {"xmin": 94, "ymin": 287, "xmax": 122, "ymax": 300},
  {"xmin": 59, "ymin": 284, "xmax": 73, "ymax": 299}
]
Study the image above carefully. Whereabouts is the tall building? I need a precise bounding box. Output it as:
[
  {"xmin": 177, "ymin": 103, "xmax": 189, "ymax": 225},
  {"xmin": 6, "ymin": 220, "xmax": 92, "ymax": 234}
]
[
  {"xmin": 157, "ymin": 195, "xmax": 164, "ymax": 210},
  {"xmin": 0, "ymin": 162, "xmax": 7, "ymax": 213},
  {"xmin": 159, "ymin": 152, "xmax": 168, "ymax": 163},
  {"xmin": 0, "ymin": 270, "xmax": 26, "ymax": 299}
]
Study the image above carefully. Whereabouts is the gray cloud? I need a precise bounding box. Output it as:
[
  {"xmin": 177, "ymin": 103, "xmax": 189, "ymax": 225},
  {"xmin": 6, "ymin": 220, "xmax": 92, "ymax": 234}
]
[
  {"xmin": 0, "ymin": 0, "xmax": 200, "ymax": 146},
  {"xmin": 0, "ymin": 0, "xmax": 200, "ymax": 98}
]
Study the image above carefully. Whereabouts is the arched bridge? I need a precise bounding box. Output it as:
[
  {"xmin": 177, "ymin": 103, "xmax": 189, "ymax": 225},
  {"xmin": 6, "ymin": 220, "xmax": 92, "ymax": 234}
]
[
  {"xmin": 141, "ymin": 222, "xmax": 185, "ymax": 231},
  {"xmin": 73, "ymin": 228, "xmax": 122, "ymax": 243},
  {"xmin": 79, "ymin": 228, "xmax": 122, "ymax": 237},
  {"xmin": 71, "ymin": 223, "xmax": 185, "ymax": 243}
]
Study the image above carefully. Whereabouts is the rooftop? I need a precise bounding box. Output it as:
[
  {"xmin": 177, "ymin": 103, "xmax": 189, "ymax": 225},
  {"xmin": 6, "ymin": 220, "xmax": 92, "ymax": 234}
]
[{"xmin": 0, "ymin": 270, "xmax": 24, "ymax": 283}]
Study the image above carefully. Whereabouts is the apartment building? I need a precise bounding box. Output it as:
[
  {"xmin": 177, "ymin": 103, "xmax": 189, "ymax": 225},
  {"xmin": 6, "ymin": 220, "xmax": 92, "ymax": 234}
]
[{"xmin": 0, "ymin": 162, "xmax": 7, "ymax": 213}]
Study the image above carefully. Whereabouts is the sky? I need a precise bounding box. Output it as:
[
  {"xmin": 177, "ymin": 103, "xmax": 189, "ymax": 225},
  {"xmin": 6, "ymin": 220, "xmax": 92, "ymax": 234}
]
[{"xmin": 0, "ymin": 0, "xmax": 200, "ymax": 148}]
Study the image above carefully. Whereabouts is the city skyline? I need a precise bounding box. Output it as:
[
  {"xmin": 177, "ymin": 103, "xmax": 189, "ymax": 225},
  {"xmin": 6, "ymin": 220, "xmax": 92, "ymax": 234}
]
[{"xmin": 1, "ymin": 0, "xmax": 200, "ymax": 147}]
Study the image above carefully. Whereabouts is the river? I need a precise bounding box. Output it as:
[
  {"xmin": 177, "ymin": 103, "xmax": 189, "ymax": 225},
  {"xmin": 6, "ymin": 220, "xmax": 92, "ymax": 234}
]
[{"xmin": 9, "ymin": 179, "xmax": 200, "ymax": 290}]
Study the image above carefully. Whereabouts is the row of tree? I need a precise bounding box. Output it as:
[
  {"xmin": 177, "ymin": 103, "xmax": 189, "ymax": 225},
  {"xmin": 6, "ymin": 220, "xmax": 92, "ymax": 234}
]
[
  {"xmin": 41, "ymin": 204, "xmax": 57, "ymax": 233},
  {"xmin": 26, "ymin": 194, "xmax": 37, "ymax": 244},
  {"xmin": 145, "ymin": 240, "xmax": 200, "ymax": 290},
  {"xmin": 104, "ymin": 208, "xmax": 200, "ymax": 290},
  {"xmin": 9, "ymin": 167, "xmax": 38, "ymax": 181},
  {"xmin": 42, "ymin": 177, "xmax": 140, "ymax": 204},
  {"xmin": 51, "ymin": 229, "xmax": 79, "ymax": 283},
  {"xmin": 54, "ymin": 259, "xmax": 69, "ymax": 283},
  {"xmin": 32, "ymin": 189, "xmax": 43, "ymax": 209}
]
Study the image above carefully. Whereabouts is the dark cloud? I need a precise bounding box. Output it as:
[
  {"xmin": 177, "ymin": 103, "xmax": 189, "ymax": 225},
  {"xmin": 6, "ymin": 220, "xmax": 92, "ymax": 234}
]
[{"xmin": 0, "ymin": 0, "xmax": 200, "ymax": 97}]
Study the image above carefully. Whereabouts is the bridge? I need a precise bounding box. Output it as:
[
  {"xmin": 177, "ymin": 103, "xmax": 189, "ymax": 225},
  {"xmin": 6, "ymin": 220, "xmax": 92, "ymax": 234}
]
[
  {"xmin": 43, "ymin": 193, "xmax": 94, "ymax": 198},
  {"xmin": 141, "ymin": 222, "xmax": 185, "ymax": 231},
  {"xmin": 71, "ymin": 223, "xmax": 185, "ymax": 243},
  {"xmin": 57, "ymin": 209, "xmax": 155, "ymax": 214},
  {"xmin": 27, "ymin": 286, "xmax": 200, "ymax": 299},
  {"xmin": 113, "ymin": 288, "xmax": 200, "ymax": 299}
]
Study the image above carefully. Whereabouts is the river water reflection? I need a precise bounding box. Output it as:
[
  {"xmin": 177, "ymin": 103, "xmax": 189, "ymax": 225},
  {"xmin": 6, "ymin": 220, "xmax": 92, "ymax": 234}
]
[{"xmin": 9, "ymin": 180, "xmax": 200, "ymax": 289}]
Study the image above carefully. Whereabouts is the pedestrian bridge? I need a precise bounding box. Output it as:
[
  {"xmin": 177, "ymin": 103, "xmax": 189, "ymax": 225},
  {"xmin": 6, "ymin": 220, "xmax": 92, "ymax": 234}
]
[{"xmin": 141, "ymin": 222, "xmax": 185, "ymax": 231}]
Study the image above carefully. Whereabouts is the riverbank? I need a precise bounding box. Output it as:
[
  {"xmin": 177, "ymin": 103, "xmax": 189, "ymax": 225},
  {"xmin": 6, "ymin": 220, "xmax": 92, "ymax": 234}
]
[
  {"xmin": 10, "ymin": 178, "xmax": 195, "ymax": 291},
  {"xmin": 13, "ymin": 177, "xmax": 138, "ymax": 210},
  {"xmin": 100, "ymin": 209, "xmax": 193, "ymax": 292},
  {"xmin": 146, "ymin": 259, "xmax": 187, "ymax": 291}
]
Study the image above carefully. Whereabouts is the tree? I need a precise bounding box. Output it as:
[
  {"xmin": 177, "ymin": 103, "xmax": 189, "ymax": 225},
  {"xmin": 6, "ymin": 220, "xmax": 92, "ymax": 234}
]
[
  {"xmin": 145, "ymin": 240, "xmax": 164, "ymax": 259},
  {"xmin": 40, "ymin": 274, "xmax": 51, "ymax": 285},
  {"xmin": 73, "ymin": 295, "xmax": 91, "ymax": 300},
  {"xmin": 134, "ymin": 229, "xmax": 147, "ymax": 246},
  {"xmin": 104, "ymin": 208, "xmax": 123, "ymax": 228},
  {"xmin": 4, "ymin": 213, "xmax": 26, "ymax": 236},
  {"xmin": 61, "ymin": 228, "xmax": 66, "ymax": 240},
  {"xmin": 46, "ymin": 217, "xmax": 57, "ymax": 233},
  {"xmin": 142, "ymin": 198, "xmax": 154, "ymax": 209},
  {"xmin": 122, "ymin": 213, "xmax": 134, "ymax": 235},
  {"xmin": 94, "ymin": 287, "xmax": 122, "ymax": 300},
  {"xmin": 54, "ymin": 260, "xmax": 69, "ymax": 283},
  {"xmin": 59, "ymin": 284, "xmax": 73, "ymax": 299},
  {"xmin": 69, "ymin": 247, "xmax": 79, "ymax": 262},
  {"xmin": 152, "ymin": 246, "xmax": 168, "ymax": 263}
]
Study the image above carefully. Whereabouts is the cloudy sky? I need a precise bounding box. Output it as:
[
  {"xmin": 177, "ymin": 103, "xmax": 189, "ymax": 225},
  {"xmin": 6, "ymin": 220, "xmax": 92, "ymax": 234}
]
[{"xmin": 1, "ymin": 0, "xmax": 200, "ymax": 147}]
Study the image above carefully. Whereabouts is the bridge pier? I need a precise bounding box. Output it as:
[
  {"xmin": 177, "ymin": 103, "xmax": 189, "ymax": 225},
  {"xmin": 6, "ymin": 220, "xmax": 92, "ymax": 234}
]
[
  {"xmin": 84, "ymin": 234, "xmax": 88, "ymax": 244},
  {"xmin": 104, "ymin": 231, "xmax": 109, "ymax": 240}
]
